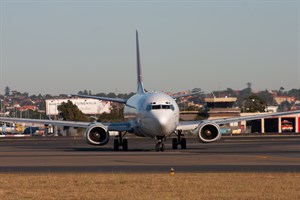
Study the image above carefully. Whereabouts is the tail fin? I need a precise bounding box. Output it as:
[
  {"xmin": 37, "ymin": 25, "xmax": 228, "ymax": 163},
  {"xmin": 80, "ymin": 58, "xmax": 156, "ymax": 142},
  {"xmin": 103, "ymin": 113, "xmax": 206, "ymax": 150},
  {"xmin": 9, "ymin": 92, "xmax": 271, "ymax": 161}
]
[{"xmin": 136, "ymin": 30, "xmax": 145, "ymax": 94}]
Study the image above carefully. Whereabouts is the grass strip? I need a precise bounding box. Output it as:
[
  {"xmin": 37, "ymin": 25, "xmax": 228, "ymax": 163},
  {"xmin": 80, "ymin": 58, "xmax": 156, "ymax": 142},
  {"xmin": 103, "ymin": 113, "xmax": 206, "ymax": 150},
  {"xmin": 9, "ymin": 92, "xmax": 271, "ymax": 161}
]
[{"xmin": 0, "ymin": 172, "xmax": 299, "ymax": 200}]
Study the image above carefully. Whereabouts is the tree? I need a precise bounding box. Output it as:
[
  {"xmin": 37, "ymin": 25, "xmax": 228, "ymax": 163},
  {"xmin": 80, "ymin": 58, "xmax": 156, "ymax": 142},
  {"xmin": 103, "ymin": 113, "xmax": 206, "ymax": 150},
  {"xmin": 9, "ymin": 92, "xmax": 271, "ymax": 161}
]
[
  {"xmin": 5, "ymin": 86, "xmax": 10, "ymax": 96},
  {"xmin": 59, "ymin": 94, "xmax": 69, "ymax": 98},
  {"xmin": 278, "ymin": 87, "xmax": 285, "ymax": 96},
  {"xmin": 11, "ymin": 90, "xmax": 21, "ymax": 97},
  {"xmin": 278, "ymin": 101, "xmax": 291, "ymax": 112},
  {"xmin": 287, "ymin": 89, "xmax": 300, "ymax": 99},
  {"xmin": 242, "ymin": 94, "xmax": 266, "ymax": 113},
  {"xmin": 78, "ymin": 91, "xmax": 84, "ymax": 95},
  {"xmin": 97, "ymin": 104, "xmax": 124, "ymax": 122},
  {"xmin": 225, "ymin": 88, "xmax": 237, "ymax": 97},
  {"xmin": 118, "ymin": 92, "xmax": 134, "ymax": 99},
  {"xmin": 78, "ymin": 90, "xmax": 92, "ymax": 95},
  {"xmin": 107, "ymin": 92, "xmax": 116, "ymax": 98},
  {"xmin": 236, "ymin": 87, "xmax": 252, "ymax": 107},
  {"xmin": 57, "ymin": 100, "xmax": 90, "ymax": 122},
  {"xmin": 247, "ymin": 82, "xmax": 252, "ymax": 89},
  {"xmin": 257, "ymin": 90, "xmax": 274, "ymax": 105},
  {"xmin": 22, "ymin": 92, "xmax": 29, "ymax": 98},
  {"xmin": 44, "ymin": 94, "xmax": 53, "ymax": 99}
]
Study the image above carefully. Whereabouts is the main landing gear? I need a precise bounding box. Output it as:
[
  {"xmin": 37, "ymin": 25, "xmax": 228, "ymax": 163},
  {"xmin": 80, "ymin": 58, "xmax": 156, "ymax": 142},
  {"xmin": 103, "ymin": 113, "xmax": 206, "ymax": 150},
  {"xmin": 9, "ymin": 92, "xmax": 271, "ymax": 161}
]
[
  {"xmin": 172, "ymin": 130, "xmax": 186, "ymax": 149},
  {"xmin": 114, "ymin": 132, "xmax": 128, "ymax": 151},
  {"xmin": 155, "ymin": 136, "xmax": 166, "ymax": 152}
]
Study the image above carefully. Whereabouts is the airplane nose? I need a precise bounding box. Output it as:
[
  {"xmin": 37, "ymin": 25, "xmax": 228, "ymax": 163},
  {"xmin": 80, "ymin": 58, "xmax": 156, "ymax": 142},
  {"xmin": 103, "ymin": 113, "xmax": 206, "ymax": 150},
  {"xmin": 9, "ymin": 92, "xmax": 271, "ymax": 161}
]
[{"xmin": 156, "ymin": 114, "xmax": 175, "ymax": 135}]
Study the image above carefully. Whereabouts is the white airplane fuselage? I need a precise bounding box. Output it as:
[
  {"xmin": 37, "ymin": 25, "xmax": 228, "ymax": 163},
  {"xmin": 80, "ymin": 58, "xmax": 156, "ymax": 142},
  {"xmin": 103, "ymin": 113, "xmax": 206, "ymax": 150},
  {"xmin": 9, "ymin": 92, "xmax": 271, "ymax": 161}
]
[{"xmin": 124, "ymin": 91, "xmax": 180, "ymax": 138}]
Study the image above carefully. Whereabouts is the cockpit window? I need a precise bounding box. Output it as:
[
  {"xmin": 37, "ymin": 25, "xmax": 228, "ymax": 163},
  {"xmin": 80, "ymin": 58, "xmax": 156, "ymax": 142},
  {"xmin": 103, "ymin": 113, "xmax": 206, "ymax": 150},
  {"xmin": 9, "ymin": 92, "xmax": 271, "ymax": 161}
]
[
  {"xmin": 151, "ymin": 105, "xmax": 161, "ymax": 110},
  {"xmin": 162, "ymin": 105, "xmax": 171, "ymax": 109},
  {"xmin": 150, "ymin": 104, "xmax": 173, "ymax": 110}
]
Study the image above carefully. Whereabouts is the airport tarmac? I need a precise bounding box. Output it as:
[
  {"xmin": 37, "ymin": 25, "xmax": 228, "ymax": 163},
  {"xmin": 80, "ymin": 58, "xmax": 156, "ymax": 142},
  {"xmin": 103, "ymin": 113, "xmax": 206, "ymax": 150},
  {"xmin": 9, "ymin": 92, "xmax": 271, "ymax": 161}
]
[{"xmin": 0, "ymin": 135, "xmax": 299, "ymax": 173}]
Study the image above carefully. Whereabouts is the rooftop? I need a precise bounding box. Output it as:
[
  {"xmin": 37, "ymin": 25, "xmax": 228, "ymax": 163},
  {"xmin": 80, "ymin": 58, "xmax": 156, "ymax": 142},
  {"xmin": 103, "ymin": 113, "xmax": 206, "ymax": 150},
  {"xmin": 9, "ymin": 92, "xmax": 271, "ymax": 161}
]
[{"xmin": 205, "ymin": 97, "xmax": 237, "ymax": 103}]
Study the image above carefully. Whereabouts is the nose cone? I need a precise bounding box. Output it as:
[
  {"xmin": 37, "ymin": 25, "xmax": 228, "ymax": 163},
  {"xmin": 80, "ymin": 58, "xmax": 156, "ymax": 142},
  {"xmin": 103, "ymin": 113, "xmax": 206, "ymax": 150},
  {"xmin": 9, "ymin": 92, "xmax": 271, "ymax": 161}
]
[{"xmin": 153, "ymin": 113, "xmax": 176, "ymax": 136}]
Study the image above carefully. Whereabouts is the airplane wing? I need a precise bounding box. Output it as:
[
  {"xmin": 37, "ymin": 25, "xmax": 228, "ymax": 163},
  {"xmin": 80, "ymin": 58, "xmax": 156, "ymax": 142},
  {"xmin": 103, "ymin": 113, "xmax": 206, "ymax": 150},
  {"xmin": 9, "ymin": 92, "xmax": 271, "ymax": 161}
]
[
  {"xmin": 0, "ymin": 117, "xmax": 133, "ymax": 132},
  {"xmin": 177, "ymin": 110, "xmax": 300, "ymax": 131},
  {"xmin": 71, "ymin": 94, "xmax": 127, "ymax": 104},
  {"xmin": 172, "ymin": 92, "xmax": 203, "ymax": 99}
]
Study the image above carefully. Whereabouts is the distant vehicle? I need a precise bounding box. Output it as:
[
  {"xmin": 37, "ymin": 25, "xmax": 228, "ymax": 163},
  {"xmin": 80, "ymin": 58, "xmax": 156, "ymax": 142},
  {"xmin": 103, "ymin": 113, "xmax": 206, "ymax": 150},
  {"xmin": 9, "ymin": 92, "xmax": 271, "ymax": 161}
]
[
  {"xmin": 282, "ymin": 120, "xmax": 293, "ymax": 132},
  {"xmin": 1, "ymin": 124, "xmax": 15, "ymax": 134},
  {"xmin": 24, "ymin": 127, "xmax": 44, "ymax": 135}
]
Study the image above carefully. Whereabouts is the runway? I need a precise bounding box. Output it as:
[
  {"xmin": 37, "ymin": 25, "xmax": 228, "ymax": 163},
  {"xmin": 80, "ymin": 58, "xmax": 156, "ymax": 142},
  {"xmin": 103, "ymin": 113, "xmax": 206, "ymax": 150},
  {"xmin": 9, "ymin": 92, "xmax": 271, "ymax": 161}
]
[{"xmin": 0, "ymin": 135, "xmax": 299, "ymax": 173}]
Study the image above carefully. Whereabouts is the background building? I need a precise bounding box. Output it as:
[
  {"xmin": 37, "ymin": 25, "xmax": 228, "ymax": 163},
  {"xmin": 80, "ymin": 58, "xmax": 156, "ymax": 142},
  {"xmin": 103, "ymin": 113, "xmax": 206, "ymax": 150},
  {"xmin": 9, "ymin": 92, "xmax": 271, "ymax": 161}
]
[{"xmin": 46, "ymin": 98, "xmax": 111, "ymax": 116}]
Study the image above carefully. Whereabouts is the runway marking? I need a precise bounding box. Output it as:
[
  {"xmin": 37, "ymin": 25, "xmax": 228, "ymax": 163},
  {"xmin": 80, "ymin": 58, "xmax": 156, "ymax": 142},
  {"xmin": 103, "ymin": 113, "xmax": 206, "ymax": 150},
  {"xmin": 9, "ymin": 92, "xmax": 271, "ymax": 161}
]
[{"xmin": 256, "ymin": 155, "xmax": 268, "ymax": 159}]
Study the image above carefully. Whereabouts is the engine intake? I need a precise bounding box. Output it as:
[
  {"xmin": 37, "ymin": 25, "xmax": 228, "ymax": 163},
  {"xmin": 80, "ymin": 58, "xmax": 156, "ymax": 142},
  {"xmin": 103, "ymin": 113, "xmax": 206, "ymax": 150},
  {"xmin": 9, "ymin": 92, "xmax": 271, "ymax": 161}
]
[
  {"xmin": 197, "ymin": 121, "xmax": 221, "ymax": 143},
  {"xmin": 85, "ymin": 123, "xmax": 109, "ymax": 146}
]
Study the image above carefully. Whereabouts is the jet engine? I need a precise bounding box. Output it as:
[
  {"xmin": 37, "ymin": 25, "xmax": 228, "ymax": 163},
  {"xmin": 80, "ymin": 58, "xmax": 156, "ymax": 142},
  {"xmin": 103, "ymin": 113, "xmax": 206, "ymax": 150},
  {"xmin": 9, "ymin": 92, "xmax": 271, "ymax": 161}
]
[
  {"xmin": 197, "ymin": 121, "xmax": 221, "ymax": 143},
  {"xmin": 85, "ymin": 123, "xmax": 109, "ymax": 145}
]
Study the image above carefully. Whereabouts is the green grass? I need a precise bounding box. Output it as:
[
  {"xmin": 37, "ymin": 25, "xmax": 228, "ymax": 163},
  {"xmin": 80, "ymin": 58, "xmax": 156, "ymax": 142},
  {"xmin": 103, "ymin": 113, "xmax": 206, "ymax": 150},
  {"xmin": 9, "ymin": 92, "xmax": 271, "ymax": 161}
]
[{"xmin": 0, "ymin": 173, "xmax": 299, "ymax": 200}]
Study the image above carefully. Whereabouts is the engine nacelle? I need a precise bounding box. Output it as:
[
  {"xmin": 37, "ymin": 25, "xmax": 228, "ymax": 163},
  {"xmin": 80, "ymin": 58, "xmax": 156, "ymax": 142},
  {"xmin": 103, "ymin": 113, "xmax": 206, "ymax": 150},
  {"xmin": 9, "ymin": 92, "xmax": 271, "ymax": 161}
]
[
  {"xmin": 197, "ymin": 121, "xmax": 221, "ymax": 143},
  {"xmin": 85, "ymin": 123, "xmax": 109, "ymax": 146}
]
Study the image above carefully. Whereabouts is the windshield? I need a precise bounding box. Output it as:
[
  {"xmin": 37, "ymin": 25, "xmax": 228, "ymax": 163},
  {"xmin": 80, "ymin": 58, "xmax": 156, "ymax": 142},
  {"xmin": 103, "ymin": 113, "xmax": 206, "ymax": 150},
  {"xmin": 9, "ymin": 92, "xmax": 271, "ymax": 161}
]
[{"xmin": 150, "ymin": 104, "xmax": 173, "ymax": 110}]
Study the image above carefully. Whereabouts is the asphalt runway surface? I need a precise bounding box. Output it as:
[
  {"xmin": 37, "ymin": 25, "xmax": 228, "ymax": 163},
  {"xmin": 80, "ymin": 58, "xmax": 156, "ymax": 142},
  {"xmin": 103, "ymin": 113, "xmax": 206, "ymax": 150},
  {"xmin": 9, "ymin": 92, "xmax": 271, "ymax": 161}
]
[{"xmin": 0, "ymin": 135, "xmax": 299, "ymax": 173}]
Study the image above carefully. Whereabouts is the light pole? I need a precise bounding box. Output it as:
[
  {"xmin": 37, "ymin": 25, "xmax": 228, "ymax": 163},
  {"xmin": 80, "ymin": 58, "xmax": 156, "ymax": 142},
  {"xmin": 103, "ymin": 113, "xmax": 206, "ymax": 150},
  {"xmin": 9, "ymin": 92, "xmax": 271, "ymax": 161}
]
[
  {"xmin": 0, "ymin": 98, "xmax": 5, "ymax": 115},
  {"xmin": 0, "ymin": 99, "xmax": 3, "ymax": 114}
]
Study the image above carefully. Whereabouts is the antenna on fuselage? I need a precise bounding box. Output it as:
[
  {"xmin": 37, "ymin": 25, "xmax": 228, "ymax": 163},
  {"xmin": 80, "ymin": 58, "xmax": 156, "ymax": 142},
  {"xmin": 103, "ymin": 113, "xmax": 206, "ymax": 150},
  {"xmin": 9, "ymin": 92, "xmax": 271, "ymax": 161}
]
[{"xmin": 136, "ymin": 30, "xmax": 145, "ymax": 94}]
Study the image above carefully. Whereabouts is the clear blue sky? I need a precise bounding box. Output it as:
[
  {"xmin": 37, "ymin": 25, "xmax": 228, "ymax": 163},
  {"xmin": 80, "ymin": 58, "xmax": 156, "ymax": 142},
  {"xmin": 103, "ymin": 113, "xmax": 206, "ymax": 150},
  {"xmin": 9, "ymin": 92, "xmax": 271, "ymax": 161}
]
[{"xmin": 0, "ymin": 0, "xmax": 299, "ymax": 95}]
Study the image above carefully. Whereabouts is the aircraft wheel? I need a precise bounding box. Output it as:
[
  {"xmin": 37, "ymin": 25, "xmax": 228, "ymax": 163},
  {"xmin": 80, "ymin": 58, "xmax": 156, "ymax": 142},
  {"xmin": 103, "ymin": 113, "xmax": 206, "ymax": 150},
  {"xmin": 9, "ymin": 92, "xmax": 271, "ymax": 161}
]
[
  {"xmin": 114, "ymin": 139, "xmax": 119, "ymax": 151},
  {"xmin": 181, "ymin": 138, "xmax": 186, "ymax": 149},
  {"xmin": 160, "ymin": 143, "xmax": 165, "ymax": 152},
  {"xmin": 122, "ymin": 139, "xmax": 128, "ymax": 151},
  {"xmin": 155, "ymin": 143, "xmax": 160, "ymax": 152},
  {"xmin": 172, "ymin": 138, "xmax": 178, "ymax": 149}
]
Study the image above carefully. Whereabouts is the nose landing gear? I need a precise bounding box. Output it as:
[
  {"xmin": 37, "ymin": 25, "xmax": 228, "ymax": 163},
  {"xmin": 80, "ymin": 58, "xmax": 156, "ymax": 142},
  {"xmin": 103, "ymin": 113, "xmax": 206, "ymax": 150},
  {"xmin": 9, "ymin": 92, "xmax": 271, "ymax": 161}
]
[{"xmin": 155, "ymin": 136, "xmax": 166, "ymax": 152}]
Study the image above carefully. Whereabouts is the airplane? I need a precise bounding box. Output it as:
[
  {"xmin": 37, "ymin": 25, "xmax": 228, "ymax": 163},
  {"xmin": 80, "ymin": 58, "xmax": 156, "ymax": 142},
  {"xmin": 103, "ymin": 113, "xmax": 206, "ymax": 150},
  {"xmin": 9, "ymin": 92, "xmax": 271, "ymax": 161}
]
[{"xmin": 1, "ymin": 30, "xmax": 300, "ymax": 151}]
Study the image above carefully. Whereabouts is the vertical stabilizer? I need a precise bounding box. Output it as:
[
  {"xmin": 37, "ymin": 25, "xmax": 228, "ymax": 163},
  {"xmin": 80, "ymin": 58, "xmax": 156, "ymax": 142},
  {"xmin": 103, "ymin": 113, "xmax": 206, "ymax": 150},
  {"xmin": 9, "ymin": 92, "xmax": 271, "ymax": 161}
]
[{"xmin": 136, "ymin": 30, "xmax": 145, "ymax": 94}]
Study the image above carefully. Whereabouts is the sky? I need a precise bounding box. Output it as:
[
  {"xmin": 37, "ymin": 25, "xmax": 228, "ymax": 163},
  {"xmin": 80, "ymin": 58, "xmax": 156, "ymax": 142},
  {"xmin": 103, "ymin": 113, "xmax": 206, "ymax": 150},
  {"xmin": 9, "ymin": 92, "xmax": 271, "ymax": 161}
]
[{"xmin": 0, "ymin": 0, "xmax": 299, "ymax": 95}]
